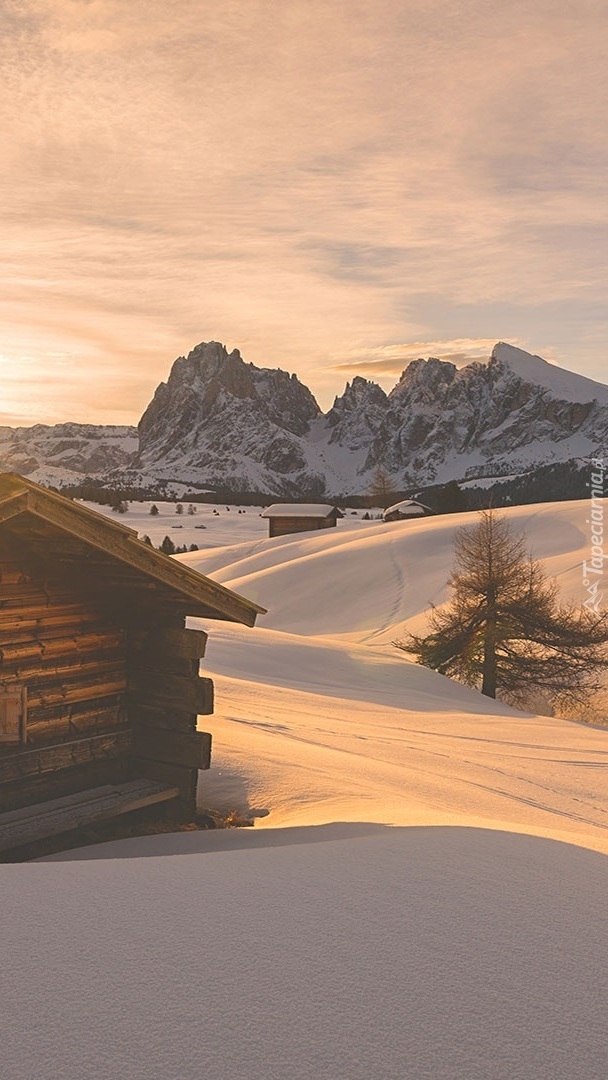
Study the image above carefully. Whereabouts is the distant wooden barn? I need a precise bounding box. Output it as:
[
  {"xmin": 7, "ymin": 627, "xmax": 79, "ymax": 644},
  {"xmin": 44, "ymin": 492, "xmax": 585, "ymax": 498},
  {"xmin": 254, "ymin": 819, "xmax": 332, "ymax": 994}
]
[
  {"xmin": 0, "ymin": 474, "xmax": 265, "ymax": 856},
  {"xmin": 261, "ymin": 503, "xmax": 344, "ymax": 538},
  {"xmin": 382, "ymin": 499, "xmax": 436, "ymax": 522}
]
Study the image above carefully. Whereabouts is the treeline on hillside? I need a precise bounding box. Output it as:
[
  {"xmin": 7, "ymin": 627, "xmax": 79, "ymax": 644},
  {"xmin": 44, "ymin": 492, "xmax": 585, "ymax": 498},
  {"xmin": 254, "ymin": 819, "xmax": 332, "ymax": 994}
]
[
  {"xmin": 56, "ymin": 481, "xmax": 274, "ymax": 506},
  {"xmin": 50, "ymin": 458, "xmax": 594, "ymax": 514},
  {"xmin": 462, "ymin": 460, "xmax": 592, "ymax": 510}
]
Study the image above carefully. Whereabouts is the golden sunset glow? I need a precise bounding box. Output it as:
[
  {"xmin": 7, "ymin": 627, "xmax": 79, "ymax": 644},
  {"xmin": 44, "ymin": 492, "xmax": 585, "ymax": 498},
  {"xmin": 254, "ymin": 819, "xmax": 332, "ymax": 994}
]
[{"xmin": 1, "ymin": 0, "xmax": 607, "ymax": 422}]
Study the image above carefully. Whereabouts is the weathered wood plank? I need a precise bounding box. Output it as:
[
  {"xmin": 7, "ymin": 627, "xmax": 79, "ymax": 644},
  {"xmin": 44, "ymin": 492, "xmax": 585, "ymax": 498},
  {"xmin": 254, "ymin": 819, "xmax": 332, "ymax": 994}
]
[
  {"xmin": 0, "ymin": 687, "xmax": 26, "ymax": 744},
  {"xmin": 27, "ymin": 702, "xmax": 127, "ymax": 744},
  {"xmin": 128, "ymin": 672, "xmax": 214, "ymax": 715},
  {"xmin": 0, "ymin": 758, "xmax": 131, "ymax": 814},
  {"xmin": 0, "ymin": 605, "xmax": 103, "ymax": 636},
  {"xmin": 0, "ymin": 779, "xmax": 180, "ymax": 852},
  {"xmin": 0, "ymin": 729, "xmax": 133, "ymax": 784},
  {"xmin": 0, "ymin": 581, "xmax": 78, "ymax": 605},
  {"xmin": 128, "ymin": 704, "xmax": 197, "ymax": 733},
  {"xmin": 133, "ymin": 726, "xmax": 211, "ymax": 770},
  {"xmin": 27, "ymin": 671, "xmax": 127, "ymax": 710},
  {"xmin": 0, "ymin": 567, "xmax": 28, "ymax": 585},
  {"xmin": 1, "ymin": 652, "xmax": 126, "ymax": 687},
  {"xmin": 0, "ymin": 628, "xmax": 126, "ymax": 664},
  {"xmin": 129, "ymin": 625, "xmax": 208, "ymax": 660},
  {"xmin": 0, "ymin": 617, "xmax": 118, "ymax": 649},
  {"xmin": 27, "ymin": 693, "xmax": 125, "ymax": 725},
  {"xmin": 128, "ymin": 652, "xmax": 198, "ymax": 678},
  {"xmin": 132, "ymin": 758, "xmax": 197, "ymax": 809},
  {"xmin": 0, "ymin": 491, "xmax": 29, "ymax": 526}
]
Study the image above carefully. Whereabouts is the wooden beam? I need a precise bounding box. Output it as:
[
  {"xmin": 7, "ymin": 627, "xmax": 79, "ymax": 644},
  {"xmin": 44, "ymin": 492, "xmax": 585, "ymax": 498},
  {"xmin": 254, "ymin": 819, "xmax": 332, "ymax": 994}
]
[
  {"xmin": 133, "ymin": 726, "xmax": 211, "ymax": 770},
  {"xmin": 0, "ymin": 492, "xmax": 29, "ymax": 525},
  {"xmin": 0, "ymin": 758, "xmax": 130, "ymax": 814},
  {"xmin": 1, "ymin": 655, "xmax": 127, "ymax": 688},
  {"xmin": 129, "ymin": 625, "xmax": 208, "ymax": 660},
  {"xmin": 27, "ymin": 703, "xmax": 128, "ymax": 744},
  {"xmin": 132, "ymin": 758, "xmax": 197, "ymax": 809},
  {"xmin": 0, "ymin": 605, "xmax": 102, "ymax": 635},
  {"xmin": 128, "ymin": 704, "xmax": 197, "ymax": 733},
  {"xmin": 0, "ymin": 778, "xmax": 180, "ymax": 852},
  {"xmin": 0, "ymin": 729, "xmax": 133, "ymax": 784},
  {"xmin": 27, "ymin": 693, "xmax": 125, "ymax": 727},
  {"xmin": 0, "ymin": 628, "xmax": 126, "ymax": 664},
  {"xmin": 27, "ymin": 672, "xmax": 127, "ymax": 710},
  {"xmin": 128, "ymin": 672, "xmax": 214, "ymax": 715}
]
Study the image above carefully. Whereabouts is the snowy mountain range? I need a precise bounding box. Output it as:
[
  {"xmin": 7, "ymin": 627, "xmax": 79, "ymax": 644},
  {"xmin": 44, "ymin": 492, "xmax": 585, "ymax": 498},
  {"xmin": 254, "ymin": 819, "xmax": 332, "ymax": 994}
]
[{"xmin": 1, "ymin": 340, "xmax": 607, "ymax": 495}]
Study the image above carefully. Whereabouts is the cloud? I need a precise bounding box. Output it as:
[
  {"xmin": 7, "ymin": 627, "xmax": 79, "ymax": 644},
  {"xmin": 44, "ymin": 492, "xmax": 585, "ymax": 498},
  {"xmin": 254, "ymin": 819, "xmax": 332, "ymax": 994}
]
[
  {"xmin": 330, "ymin": 338, "xmax": 507, "ymax": 378},
  {"xmin": 0, "ymin": 1, "xmax": 607, "ymax": 421}
]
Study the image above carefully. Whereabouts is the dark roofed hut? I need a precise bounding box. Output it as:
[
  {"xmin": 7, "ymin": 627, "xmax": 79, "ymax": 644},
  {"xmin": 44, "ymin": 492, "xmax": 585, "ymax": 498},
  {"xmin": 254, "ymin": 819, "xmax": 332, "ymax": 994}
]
[
  {"xmin": 382, "ymin": 499, "xmax": 436, "ymax": 522},
  {"xmin": 0, "ymin": 474, "xmax": 265, "ymax": 856},
  {"xmin": 261, "ymin": 503, "xmax": 343, "ymax": 538}
]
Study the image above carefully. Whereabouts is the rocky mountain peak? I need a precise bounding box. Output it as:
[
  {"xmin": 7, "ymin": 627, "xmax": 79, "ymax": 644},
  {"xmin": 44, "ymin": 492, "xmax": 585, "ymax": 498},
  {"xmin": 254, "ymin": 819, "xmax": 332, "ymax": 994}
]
[
  {"xmin": 328, "ymin": 376, "xmax": 387, "ymax": 417},
  {"xmin": 136, "ymin": 342, "xmax": 323, "ymax": 487},
  {"xmin": 389, "ymin": 356, "xmax": 458, "ymax": 400},
  {"xmin": 488, "ymin": 341, "xmax": 608, "ymax": 405},
  {"xmin": 168, "ymin": 341, "xmax": 254, "ymax": 399}
]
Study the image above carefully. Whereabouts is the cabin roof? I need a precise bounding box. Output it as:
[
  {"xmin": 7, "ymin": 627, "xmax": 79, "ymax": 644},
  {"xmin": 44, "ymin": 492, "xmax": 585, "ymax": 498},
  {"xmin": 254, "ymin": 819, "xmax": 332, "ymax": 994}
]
[
  {"xmin": 261, "ymin": 503, "xmax": 343, "ymax": 519},
  {"xmin": 0, "ymin": 474, "xmax": 266, "ymax": 626},
  {"xmin": 383, "ymin": 499, "xmax": 435, "ymax": 519}
]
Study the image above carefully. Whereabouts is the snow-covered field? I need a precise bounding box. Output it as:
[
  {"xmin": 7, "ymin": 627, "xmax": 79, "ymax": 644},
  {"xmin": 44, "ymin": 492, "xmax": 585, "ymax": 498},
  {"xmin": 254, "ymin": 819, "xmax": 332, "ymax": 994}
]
[
  {"xmin": 4, "ymin": 499, "xmax": 608, "ymax": 1080},
  {"xmin": 82, "ymin": 497, "xmax": 274, "ymax": 549}
]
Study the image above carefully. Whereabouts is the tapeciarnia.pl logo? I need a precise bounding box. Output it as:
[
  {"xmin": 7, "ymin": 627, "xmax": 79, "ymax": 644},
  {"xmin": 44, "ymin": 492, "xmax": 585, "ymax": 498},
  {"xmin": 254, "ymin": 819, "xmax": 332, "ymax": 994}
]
[{"xmin": 583, "ymin": 456, "xmax": 605, "ymax": 613}]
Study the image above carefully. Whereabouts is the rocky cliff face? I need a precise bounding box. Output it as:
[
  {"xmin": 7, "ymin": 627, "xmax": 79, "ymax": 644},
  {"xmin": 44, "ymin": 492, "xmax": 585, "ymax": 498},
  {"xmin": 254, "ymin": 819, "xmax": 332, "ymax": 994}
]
[
  {"xmin": 136, "ymin": 341, "xmax": 325, "ymax": 493},
  {"xmin": 374, "ymin": 344, "xmax": 608, "ymax": 485},
  {"xmin": 3, "ymin": 341, "xmax": 607, "ymax": 495}
]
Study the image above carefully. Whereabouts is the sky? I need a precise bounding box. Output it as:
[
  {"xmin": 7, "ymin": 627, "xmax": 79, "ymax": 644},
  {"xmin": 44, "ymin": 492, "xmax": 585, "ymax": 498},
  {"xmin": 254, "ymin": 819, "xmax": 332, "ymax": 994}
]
[{"xmin": 1, "ymin": 0, "xmax": 607, "ymax": 425}]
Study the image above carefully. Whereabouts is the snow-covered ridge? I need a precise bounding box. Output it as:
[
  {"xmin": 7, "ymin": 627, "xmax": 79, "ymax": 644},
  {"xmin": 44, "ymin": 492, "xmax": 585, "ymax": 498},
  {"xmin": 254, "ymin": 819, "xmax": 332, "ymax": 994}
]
[
  {"xmin": 491, "ymin": 342, "xmax": 608, "ymax": 405},
  {"xmin": 0, "ymin": 423, "xmax": 138, "ymax": 483}
]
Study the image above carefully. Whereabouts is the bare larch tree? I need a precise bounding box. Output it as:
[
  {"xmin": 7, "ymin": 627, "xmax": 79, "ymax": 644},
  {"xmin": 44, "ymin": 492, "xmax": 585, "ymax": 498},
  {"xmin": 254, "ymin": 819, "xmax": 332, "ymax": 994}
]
[{"xmin": 394, "ymin": 510, "xmax": 607, "ymax": 706}]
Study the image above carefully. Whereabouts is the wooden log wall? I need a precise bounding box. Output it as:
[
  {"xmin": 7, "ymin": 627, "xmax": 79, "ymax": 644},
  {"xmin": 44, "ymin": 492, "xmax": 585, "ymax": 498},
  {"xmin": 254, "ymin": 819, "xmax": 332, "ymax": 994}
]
[
  {"xmin": 127, "ymin": 624, "xmax": 211, "ymax": 816},
  {"xmin": 1, "ymin": 536, "xmax": 215, "ymax": 820},
  {"xmin": 0, "ymin": 545, "xmax": 130, "ymax": 813},
  {"xmin": 269, "ymin": 516, "xmax": 335, "ymax": 538}
]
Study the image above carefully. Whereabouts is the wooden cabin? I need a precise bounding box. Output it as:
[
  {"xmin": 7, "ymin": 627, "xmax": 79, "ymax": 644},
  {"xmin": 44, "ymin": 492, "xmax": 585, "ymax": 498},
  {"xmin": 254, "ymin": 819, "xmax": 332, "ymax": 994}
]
[
  {"xmin": 382, "ymin": 499, "xmax": 436, "ymax": 522},
  {"xmin": 0, "ymin": 474, "xmax": 265, "ymax": 856},
  {"xmin": 261, "ymin": 503, "xmax": 343, "ymax": 538}
]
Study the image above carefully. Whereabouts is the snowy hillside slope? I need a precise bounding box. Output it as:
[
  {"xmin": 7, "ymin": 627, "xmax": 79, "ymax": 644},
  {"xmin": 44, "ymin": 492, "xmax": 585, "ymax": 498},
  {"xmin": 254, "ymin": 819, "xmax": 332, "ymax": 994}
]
[
  {"xmin": 3, "ymin": 500, "xmax": 607, "ymax": 1080},
  {"xmin": 184, "ymin": 500, "xmax": 592, "ymax": 638},
  {"xmin": 176, "ymin": 499, "xmax": 608, "ymax": 853}
]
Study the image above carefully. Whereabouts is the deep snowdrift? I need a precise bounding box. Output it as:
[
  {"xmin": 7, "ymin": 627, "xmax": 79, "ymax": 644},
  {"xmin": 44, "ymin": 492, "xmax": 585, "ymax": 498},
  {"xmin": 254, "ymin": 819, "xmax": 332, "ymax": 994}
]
[
  {"xmin": 5, "ymin": 828, "xmax": 606, "ymax": 1080},
  {"xmin": 3, "ymin": 499, "xmax": 607, "ymax": 1080}
]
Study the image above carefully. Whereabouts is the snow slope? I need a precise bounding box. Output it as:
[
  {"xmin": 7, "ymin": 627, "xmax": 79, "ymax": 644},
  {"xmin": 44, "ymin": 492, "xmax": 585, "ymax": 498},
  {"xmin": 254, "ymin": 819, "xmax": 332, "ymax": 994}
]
[
  {"xmin": 5, "ymin": 828, "xmax": 607, "ymax": 1080},
  {"xmin": 172, "ymin": 500, "xmax": 608, "ymax": 854},
  {"xmin": 3, "ymin": 500, "xmax": 608, "ymax": 1080},
  {"xmin": 494, "ymin": 342, "xmax": 608, "ymax": 405}
]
